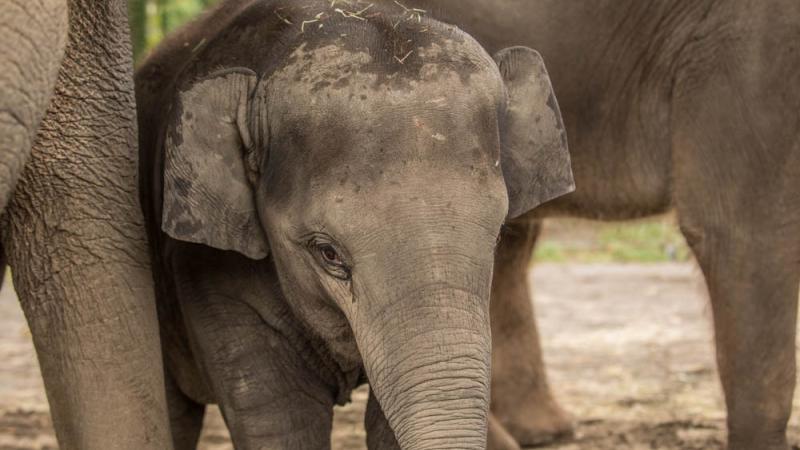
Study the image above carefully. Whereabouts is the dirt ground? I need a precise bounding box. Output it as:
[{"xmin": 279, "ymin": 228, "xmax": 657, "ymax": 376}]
[{"xmin": 2, "ymin": 263, "xmax": 799, "ymax": 449}]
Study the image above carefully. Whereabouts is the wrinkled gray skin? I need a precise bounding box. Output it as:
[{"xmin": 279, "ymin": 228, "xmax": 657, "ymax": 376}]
[
  {"xmin": 0, "ymin": 1, "xmax": 172, "ymax": 448},
  {"xmin": 405, "ymin": 1, "xmax": 800, "ymax": 450},
  {"xmin": 0, "ymin": 0, "xmax": 64, "ymax": 212},
  {"xmin": 135, "ymin": 1, "xmax": 574, "ymax": 449}
]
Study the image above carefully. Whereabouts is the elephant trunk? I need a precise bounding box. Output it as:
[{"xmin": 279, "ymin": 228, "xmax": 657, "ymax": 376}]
[{"xmin": 356, "ymin": 278, "xmax": 492, "ymax": 449}]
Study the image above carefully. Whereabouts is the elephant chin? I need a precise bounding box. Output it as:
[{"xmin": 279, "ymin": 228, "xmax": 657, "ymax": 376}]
[{"xmin": 356, "ymin": 285, "xmax": 492, "ymax": 450}]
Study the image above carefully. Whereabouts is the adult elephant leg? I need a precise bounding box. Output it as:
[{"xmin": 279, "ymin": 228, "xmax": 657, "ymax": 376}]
[
  {"xmin": 490, "ymin": 220, "xmax": 572, "ymax": 447},
  {"xmin": 0, "ymin": 0, "xmax": 67, "ymax": 211},
  {"xmin": 1, "ymin": 1, "xmax": 172, "ymax": 448},
  {"xmin": 678, "ymin": 193, "xmax": 799, "ymax": 450},
  {"xmin": 681, "ymin": 221, "xmax": 799, "ymax": 450},
  {"xmin": 673, "ymin": 13, "xmax": 800, "ymax": 448}
]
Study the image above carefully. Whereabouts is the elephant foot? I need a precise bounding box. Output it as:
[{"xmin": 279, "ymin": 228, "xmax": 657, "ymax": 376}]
[
  {"xmin": 496, "ymin": 396, "xmax": 574, "ymax": 447},
  {"xmin": 488, "ymin": 413, "xmax": 521, "ymax": 450},
  {"xmin": 727, "ymin": 432, "xmax": 789, "ymax": 450}
]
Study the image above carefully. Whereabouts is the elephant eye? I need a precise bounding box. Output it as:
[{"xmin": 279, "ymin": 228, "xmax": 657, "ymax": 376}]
[
  {"xmin": 319, "ymin": 244, "xmax": 343, "ymax": 265},
  {"xmin": 304, "ymin": 234, "xmax": 352, "ymax": 281}
]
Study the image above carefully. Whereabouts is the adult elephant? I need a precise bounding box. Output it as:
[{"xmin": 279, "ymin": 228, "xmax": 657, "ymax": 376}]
[
  {"xmin": 406, "ymin": 1, "xmax": 800, "ymax": 449},
  {"xmin": 0, "ymin": 1, "xmax": 172, "ymax": 449}
]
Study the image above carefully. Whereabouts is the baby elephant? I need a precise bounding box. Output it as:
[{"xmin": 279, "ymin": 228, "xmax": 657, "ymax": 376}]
[{"xmin": 136, "ymin": 1, "xmax": 573, "ymax": 448}]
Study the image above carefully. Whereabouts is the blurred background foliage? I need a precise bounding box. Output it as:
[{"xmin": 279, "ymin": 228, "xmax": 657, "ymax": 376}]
[
  {"xmin": 533, "ymin": 216, "xmax": 691, "ymax": 264},
  {"xmin": 129, "ymin": 0, "xmax": 219, "ymax": 62},
  {"xmin": 126, "ymin": 0, "xmax": 692, "ymax": 264}
]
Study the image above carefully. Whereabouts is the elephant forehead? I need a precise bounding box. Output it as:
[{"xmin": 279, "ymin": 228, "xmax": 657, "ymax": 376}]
[
  {"xmin": 267, "ymin": 43, "xmax": 504, "ymax": 165},
  {"xmin": 268, "ymin": 41, "xmax": 504, "ymax": 116}
]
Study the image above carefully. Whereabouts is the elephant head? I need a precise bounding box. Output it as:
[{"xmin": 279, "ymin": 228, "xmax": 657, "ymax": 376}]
[{"xmin": 159, "ymin": 19, "xmax": 572, "ymax": 449}]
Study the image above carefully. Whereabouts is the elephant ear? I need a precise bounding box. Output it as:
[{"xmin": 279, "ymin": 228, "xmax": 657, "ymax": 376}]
[
  {"xmin": 162, "ymin": 68, "xmax": 270, "ymax": 260},
  {"xmin": 494, "ymin": 46, "xmax": 575, "ymax": 219}
]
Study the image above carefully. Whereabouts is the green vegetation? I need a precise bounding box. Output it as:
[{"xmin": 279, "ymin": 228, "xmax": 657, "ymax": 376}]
[
  {"xmin": 129, "ymin": 0, "xmax": 219, "ymax": 61},
  {"xmin": 533, "ymin": 216, "xmax": 692, "ymax": 263}
]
